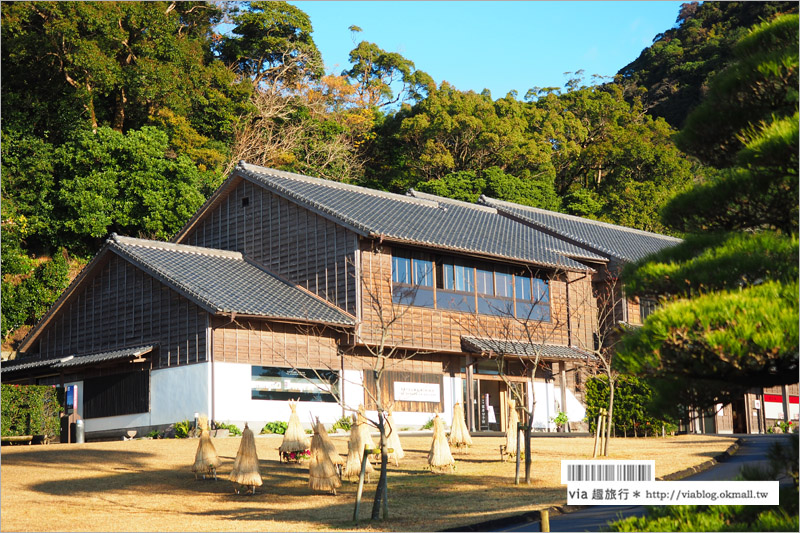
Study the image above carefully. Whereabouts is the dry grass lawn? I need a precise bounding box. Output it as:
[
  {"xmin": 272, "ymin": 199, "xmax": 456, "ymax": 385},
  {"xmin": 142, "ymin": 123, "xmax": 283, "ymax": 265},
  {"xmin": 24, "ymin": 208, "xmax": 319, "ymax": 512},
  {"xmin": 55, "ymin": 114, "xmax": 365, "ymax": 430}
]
[{"xmin": 0, "ymin": 433, "xmax": 736, "ymax": 532}]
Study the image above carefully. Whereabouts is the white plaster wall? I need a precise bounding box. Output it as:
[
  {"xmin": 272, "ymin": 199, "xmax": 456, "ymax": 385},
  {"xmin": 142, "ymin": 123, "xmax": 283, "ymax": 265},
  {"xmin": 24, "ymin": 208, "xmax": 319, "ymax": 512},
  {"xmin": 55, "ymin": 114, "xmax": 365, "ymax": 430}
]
[
  {"xmin": 530, "ymin": 381, "xmax": 556, "ymax": 430},
  {"xmin": 212, "ymin": 362, "xmax": 356, "ymax": 431},
  {"xmin": 553, "ymin": 386, "xmax": 587, "ymax": 422},
  {"xmin": 84, "ymin": 412, "xmax": 152, "ymax": 433},
  {"xmin": 150, "ymin": 363, "xmax": 210, "ymax": 425}
]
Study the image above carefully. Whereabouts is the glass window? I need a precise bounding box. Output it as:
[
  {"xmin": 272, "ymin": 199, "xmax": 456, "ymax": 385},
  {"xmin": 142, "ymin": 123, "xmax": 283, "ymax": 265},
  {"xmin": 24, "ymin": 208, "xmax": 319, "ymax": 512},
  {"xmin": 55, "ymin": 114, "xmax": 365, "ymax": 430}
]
[
  {"xmin": 392, "ymin": 254, "xmax": 411, "ymax": 284},
  {"xmin": 476, "ymin": 269, "xmax": 494, "ymax": 295},
  {"xmin": 454, "ymin": 264, "xmax": 474, "ymax": 292},
  {"xmin": 415, "ymin": 258, "xmax": 434, "ymax": 287},
  {"xmin": 496, "ymin": 272, "xmax": 513, "ymax": 298},
  {"xmin": 440, "ymin": 263, "xmax": 455, "ymax": 290},
  {"xmin": 478, "ymin": 296, "xmax": 513, "ymax": 316},
  {"xmin": 251, "ymin": 366, "xmax": 339, "ymax": 402},
  {"xmin": 515, "ymin": 274, "xmax": 531, "ymax": 301},
  {"xmin": 437, "ymin": 292, "xmax": 474, "ymax": 313},
  {"xmin": 640, "ymin": 298, "xmax": 658, "ymax": 322},
  {"xmin": 533, "ymin": 278, "xmax": 550, "ymax": 303}
]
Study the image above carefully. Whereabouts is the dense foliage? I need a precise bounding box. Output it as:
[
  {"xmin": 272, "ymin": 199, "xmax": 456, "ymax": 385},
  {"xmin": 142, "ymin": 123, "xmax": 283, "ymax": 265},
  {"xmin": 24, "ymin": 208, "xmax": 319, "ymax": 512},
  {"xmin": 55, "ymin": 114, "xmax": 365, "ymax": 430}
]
[
  {"xmin": 617, "ymin": 1, "xmax": 798, "ymax": 129},
  {"xmin": 617, "ymin": 13, "xmax": 799, "ymax": 409},
  {"xmin": 0, "ymin": 384, "xmax": 63, "ymax": 438},
  {"xmin": 584, "ymin": 375, "xmax": 677, "ymax": 437}
]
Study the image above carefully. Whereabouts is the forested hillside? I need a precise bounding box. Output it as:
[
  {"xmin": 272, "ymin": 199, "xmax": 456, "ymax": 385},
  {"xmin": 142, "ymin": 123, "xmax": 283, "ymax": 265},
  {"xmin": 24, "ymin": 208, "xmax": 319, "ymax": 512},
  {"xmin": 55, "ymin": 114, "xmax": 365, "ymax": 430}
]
[{"xmin": 1, "ymin": 1, "xmax": 795, "ymax": 349}]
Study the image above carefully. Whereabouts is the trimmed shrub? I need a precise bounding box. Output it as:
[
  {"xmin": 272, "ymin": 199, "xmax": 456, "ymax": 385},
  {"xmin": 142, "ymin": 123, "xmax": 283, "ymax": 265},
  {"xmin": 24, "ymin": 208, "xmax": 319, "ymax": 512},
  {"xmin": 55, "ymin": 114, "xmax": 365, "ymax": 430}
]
[
  {"xmin": 261, "ymin": 421, "xmax": 287, "ymax": 434},
  {"xmin": 330, "ymin": 415, "xmax": 352, "ymax": 433},
  {"xmin": 1, "ymin": 384, "xmax": 63, "ymax": 437},
  {"xmin": 214, "ymin": 421, "xmax": 241, "ymax": 436}
]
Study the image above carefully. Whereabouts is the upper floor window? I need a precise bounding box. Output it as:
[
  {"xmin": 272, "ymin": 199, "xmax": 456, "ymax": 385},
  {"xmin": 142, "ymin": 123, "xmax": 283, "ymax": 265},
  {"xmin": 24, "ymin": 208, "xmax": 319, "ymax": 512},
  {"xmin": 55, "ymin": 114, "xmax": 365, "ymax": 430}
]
[
  {"xmin": 390, "ymin": 247, "xmax": 550, "ymax": 321},
  {"xmin": 392, "ymin": 251, "xmax": 434, "ymax": 307},
  {"xmin": 515, "ymin": 273, "xmax": 550, "ymax": 322}
]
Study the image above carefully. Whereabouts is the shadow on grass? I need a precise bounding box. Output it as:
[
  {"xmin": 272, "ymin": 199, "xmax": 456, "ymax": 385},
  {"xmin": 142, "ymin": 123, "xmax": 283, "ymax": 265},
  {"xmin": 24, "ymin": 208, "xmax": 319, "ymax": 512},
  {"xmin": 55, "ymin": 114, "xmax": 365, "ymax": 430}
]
[
  {"xmin": 21, "ymin": 451, "xmax": 563, "ymax": 531},
  {"xmin": 1, "ymin": 447, "xmax": 156, "ymax": 469}
]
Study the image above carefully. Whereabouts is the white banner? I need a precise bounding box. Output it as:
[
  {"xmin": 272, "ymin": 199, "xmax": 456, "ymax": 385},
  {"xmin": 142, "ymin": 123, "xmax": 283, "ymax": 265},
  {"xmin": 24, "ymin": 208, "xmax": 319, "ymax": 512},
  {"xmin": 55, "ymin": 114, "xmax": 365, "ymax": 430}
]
[
  {"xmin": 394, "ymin": 382, "xmax": 440, "ymax": 403},
  {"xmin": 567, "ymin": 481, "xmax": 779, "ymax": 505}
]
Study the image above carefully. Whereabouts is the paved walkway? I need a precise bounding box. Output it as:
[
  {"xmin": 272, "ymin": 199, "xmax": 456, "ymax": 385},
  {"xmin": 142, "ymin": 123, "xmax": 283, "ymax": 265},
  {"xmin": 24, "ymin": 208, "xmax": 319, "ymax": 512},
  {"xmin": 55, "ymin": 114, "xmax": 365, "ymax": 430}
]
[{"xmin": 492, "ymin": 434, "xmax": 791, "ymax": 533}]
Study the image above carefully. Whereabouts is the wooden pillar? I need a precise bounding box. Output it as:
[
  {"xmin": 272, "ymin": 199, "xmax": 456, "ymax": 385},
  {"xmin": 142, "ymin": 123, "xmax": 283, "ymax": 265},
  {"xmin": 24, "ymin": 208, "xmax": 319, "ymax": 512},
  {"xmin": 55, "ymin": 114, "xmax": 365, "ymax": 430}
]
[
  {"xmin": 465, "ymin": 356, "xmax": 474, "ymax": 432},
  {"xmin": 782, "ymin": 385, "xmax": 790, "ymax": 423},
  {"xmin": 560, "ymin": 362, "xmax": 568, "ymax": 432}
]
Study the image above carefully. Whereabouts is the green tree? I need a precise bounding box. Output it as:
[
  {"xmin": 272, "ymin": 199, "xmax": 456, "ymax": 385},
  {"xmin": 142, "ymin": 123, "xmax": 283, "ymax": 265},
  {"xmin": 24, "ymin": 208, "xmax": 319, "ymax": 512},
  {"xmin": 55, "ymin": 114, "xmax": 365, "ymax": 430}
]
[
  {"xmin": 617, "ymin": 1, "xmax": 798, "ymax": 128},
  {"xmin": 342, "ymin": 27, "xmax": 433, "ymax": 109},
  {"xmin": 532, "ymin": 83, "xmax": 695, "ymax": 233},
  {"xmin": 416, "ymin": 166, "xmax": 560, "ymax": 210},
  {"xmin": 1, "ymin": 1, "xmax": 248, "ymax": 144},
  {"xmin": 617, "ymin": 14, "xmax": 799, "ymax": 409},
  {"xmin": 219, "ymin": 1, "xmax": 323, "ymax": 88},
  {"xmin": 55, "ymin": 127, "xmax": 208, "ymax": 251}
]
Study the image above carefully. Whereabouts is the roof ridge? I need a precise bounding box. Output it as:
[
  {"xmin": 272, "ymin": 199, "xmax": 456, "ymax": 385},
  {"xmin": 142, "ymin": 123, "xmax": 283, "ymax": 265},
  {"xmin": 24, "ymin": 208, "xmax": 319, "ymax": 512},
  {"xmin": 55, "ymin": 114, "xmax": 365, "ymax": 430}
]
[
  {"xmin": 111, "ymin": 234, "xmax": 243, "ymax": 260},
  {"xmin": 479, "ymin": 196, "xmax": 682, "ymax": 242},
  {"xmin": 239, "ymin": 162, "xmax": 441, "ymax": 209},
  {"xmin": 406, "ymin": 189, "xmax": 497, "ymax": 213}
]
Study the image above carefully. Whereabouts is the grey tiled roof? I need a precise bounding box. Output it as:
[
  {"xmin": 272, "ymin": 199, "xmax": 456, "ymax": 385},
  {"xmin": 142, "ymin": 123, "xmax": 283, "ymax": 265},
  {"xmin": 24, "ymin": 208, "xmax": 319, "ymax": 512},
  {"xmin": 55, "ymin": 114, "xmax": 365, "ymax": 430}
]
[
  {"xmin": 1, "ymin": 346, "xmax": 154, "ymax": 374},
  {"xmin": 109, "ymin": 235, "xmax": 355, "ymax": 326},
  {"xmin": 236, "ymin": 163, "xmax": 604, "ymax": 271},
  {"xmin": 50, "ymin": 345, "xmax": 154, "ymax": 369},
  {"xmin": 479, "ymin": 196, "xmax": 682, "ymax": 263},
  {"xmin": 1, "ymin": 357, "xmax": 58, "ymax": 374},
  {"xmin": 461, "ymin": 336, "xmax": 596, "ymax": 361}
]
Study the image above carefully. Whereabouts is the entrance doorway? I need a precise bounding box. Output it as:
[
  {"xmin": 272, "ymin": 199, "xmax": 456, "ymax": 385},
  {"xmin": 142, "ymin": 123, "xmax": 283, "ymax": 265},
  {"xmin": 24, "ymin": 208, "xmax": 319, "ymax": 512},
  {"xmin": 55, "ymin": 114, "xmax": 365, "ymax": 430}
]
[
  {"xmin": 464, "ymin": 378, "xmax": 528, "ymax": 432},
  {"xmin": 474, "ymin": 380, "xmax": 501, "ymax": 431},
  {"xmin": 732, "ymin": 397, "xmax": 748, "ymax": 433}
]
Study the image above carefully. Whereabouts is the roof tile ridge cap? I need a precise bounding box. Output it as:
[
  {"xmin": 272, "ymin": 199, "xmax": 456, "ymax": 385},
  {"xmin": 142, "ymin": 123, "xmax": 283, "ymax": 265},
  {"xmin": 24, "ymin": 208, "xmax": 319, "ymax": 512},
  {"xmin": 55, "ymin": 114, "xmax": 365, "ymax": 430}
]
[
  {"xmin": 240, "ymin": 256, "xmax": 356, "ymax": 324},
  {"xmin": 240, "ymin": 163, "xmax": 440, "ymax": 209},
  {"xmin": 408, "ymin": 189, "xmax": 497, "ymax": 212},
  {"xmin": 483, "ymin": 196, "xmax": 682, "ymax": 242},
  {"xmin": 111, "ymin": 234, "xmax": 243, "ymax": 260}
]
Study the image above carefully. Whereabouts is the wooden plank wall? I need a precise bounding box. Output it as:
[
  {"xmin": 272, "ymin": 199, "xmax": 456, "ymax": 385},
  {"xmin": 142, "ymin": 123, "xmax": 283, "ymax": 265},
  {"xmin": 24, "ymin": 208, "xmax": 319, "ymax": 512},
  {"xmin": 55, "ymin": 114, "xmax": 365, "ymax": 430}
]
[
  {"xmin": 180, "ymin": 179, "xmax": 358, "ymax": 315},
  {"xmin": 210, "ymin": 317, "xmax": 342, "ymax": 371},
  {"xmin": 358, "ymin": 243, "xmax": 596, "ymax": 354},
  {"xmin": 363, "ymin": 369, "xmax": 444, "ymax": 412},
  {"xmin": 33, "ymin": 254, "xmax": 207, "ymax": 369},
  {"xmin": 566, "ymin": 271, "xmax": 596, "ymax": 352}
]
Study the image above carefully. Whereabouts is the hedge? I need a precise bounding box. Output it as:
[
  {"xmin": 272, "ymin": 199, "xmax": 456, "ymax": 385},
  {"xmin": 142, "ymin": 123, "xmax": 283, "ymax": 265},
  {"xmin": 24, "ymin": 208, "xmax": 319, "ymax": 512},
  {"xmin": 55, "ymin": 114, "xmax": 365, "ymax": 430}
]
[{"xmin": 1, "ymin": 384, "xmax": 63, "ymax": 437}]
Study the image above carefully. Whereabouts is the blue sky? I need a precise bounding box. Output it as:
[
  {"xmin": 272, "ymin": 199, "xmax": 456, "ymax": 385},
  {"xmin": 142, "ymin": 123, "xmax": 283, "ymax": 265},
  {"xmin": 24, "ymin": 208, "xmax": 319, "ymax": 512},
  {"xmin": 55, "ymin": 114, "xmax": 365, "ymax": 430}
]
[{"xmin": 290, "ymin": 1, "xmax": 685, "ymax": 98}]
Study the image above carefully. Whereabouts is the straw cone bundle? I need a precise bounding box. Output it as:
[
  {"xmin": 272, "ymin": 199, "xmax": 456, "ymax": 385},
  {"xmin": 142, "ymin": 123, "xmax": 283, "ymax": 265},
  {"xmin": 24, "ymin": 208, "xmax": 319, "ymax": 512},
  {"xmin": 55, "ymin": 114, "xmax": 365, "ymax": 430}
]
[
  {"xmin": 385, "ymin": 410, "xmax": 404, "ymax": 466},
  {"xmin": 427, "ymin": 414, "xmax": 455, "ymax": 472},
  {"xmin": 229, "ymin": 423, "xmax": 262, "ymax": 492},
  {"xmin": 505, "ymin": 398, "xmax": 519, "ymax": 457},
  {"xmin": 192, "ymin": 415, "xmax": 221, "ymax": 479},
  {"xmin": 448, "ymin": 403, "xmax": 472, "ymax": 451},
  {"xmin": 308, "ymin": 420, "xmax": 342, "ymax": 494},
  {"xmin": 356, "ymin": 405, "xmax": 377, "ymax": 450},
  {"xmin": 279, "ymin": 401, "xmax": 310, "ymax": 454},
  {"xmin": 343, "ymin": 413, "xmax": 373, "ymax": 481},
  {"xmin": 314, "ymin": 417, "xmax": 344, "ymax": 466}
]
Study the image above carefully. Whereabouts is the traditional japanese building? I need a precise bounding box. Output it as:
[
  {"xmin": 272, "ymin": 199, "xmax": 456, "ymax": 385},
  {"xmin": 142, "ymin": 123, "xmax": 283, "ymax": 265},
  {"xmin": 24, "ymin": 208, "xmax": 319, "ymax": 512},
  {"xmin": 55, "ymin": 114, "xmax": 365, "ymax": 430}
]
[{"xmin": 8, "ymin": 162, "xmax": 739, "ymax": 440}]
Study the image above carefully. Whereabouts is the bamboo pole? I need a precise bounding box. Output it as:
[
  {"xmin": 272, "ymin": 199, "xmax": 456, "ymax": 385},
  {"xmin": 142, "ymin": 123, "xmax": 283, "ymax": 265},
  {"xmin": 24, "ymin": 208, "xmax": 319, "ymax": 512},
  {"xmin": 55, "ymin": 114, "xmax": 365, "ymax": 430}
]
[
  {"xmin": 592, "ymin": 414, "xmax": 603, "ymax": 458},
  {"xmin": 353, "ymin": 446, "xmax": 371, "ymax": 523},
  {"xmin": 514, "ymin": 423, "xmax": 522, "ymax": 485},
  {"xmin": 540, "ymin": 509, "xmax": 550, "ymax": 532}
]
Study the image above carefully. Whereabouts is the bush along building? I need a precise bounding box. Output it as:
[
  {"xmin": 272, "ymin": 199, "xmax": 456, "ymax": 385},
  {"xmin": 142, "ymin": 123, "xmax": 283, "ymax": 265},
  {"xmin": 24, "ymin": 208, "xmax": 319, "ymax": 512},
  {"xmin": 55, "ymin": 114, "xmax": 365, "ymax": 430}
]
[{"xmin": 9, "ymin": 162, "xmax": 785, "ymax": 440}]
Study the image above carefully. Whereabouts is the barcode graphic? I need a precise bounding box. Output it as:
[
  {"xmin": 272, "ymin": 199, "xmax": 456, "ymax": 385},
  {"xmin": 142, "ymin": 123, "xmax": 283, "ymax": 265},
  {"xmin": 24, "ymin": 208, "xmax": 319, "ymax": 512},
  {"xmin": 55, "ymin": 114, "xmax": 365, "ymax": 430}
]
[{"xmin": 561, "ymin": 461, "xmax": 655, "ymax": 484}]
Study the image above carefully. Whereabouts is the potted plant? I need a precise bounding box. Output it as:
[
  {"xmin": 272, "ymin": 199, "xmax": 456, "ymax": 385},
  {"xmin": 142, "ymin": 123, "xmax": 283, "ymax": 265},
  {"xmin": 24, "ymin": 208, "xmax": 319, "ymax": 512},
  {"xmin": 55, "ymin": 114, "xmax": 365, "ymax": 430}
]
[{"xmin": 552, "ymin": 411, "xmax": 569, "ymax": 432}]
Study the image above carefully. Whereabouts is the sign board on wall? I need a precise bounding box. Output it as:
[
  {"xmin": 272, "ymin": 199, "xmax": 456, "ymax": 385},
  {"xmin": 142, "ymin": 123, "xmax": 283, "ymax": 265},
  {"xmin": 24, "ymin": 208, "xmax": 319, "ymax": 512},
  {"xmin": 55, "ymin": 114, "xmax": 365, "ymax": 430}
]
[{"xmin": 394, "ymin": 382, "xmax": 440, "ymax": 403}]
